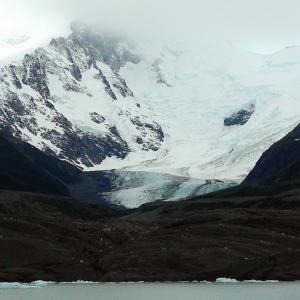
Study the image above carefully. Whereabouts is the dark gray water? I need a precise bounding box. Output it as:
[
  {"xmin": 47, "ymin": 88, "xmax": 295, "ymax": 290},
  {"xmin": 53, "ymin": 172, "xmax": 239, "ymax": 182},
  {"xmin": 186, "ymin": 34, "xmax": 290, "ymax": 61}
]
[{"xmin": 0, "ymin": 282, "xmax": 300, "ymax": 300}]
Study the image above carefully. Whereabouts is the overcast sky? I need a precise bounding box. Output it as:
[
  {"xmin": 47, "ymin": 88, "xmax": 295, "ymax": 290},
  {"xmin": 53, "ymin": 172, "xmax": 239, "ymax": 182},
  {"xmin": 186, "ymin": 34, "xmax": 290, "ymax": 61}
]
[{"xmin": 1, "ymin": 0, "xmax": 300, "ymax": 54}]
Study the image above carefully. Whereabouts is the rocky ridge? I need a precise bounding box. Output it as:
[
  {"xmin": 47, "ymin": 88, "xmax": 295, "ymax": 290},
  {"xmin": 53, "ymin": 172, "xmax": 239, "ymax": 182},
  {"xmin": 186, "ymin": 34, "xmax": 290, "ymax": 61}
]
[{"xmin": 0, "ymin": 22, "xmax": 164, "ymax": 168}]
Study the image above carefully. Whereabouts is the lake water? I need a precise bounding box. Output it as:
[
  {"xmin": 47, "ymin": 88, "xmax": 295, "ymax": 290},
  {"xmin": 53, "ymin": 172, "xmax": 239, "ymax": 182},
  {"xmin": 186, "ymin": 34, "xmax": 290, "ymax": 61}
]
[{"xmin": 0, "ymin": 282, "xmax": 300, "ymax": 300}]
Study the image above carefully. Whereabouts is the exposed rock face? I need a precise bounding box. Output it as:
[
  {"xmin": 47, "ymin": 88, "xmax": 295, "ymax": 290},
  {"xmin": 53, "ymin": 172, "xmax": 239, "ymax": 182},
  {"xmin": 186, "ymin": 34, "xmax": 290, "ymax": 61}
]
[
  {"xmin": 0, "ymin": 87, "xmax": 131, "ymax": 167},
  {"xmin": 22, "ymin": 54, "xmax": 51, "ymax": 99},
  {"xmin": 131, "ymin": 117, "xmax": 164, "ymax": 151},
  {"xmin": 90, "ymin": 112, "xmax": 106, "ymax": 124},
  {"xmin": 0, "ymin": 22, "xmax": 164, "ymax": 168},
  {"xmin": 224, "ymin": 104, "xmax": 255, "ymax": 126}
]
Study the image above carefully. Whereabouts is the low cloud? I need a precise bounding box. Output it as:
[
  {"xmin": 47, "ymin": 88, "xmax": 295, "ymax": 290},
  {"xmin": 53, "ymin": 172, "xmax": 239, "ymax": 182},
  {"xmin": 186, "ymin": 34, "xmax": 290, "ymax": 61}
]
[{"xmin": 1, "ymin": 0, "xmax": 300, "ymax": 53}]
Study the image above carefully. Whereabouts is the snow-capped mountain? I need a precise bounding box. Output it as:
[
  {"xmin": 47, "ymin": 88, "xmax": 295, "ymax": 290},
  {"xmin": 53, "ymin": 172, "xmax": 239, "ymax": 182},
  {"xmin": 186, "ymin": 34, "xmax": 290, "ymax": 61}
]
[
  {"xmin": 0, "ymin": 22, "xmax": 164, "ymax": 169},
  {"xmin": 1, "ymin": 22, "xmax": 300, "ymax": 207}
]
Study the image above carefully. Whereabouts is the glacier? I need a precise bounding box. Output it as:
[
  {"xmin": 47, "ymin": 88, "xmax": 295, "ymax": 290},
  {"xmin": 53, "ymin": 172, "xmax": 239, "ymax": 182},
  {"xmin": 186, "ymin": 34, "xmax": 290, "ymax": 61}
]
[
  {"xmin": 1, "ymin": 23, "xmax": 300, "ymax": 206},
  {"xmin": 117, "ymin": 40, "xmax": 300, "ymax": 183},
  {"xmin": 97, "ymin": 170, "xmax": 236, "ymax": 209}
]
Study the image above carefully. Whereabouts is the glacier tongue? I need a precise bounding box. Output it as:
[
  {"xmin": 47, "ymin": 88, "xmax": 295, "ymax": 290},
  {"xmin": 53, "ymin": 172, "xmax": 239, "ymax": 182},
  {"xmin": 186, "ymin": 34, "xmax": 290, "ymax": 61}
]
[{"xmin": 97, "ymin": 170, "xmax": 236, "ymax": 209}]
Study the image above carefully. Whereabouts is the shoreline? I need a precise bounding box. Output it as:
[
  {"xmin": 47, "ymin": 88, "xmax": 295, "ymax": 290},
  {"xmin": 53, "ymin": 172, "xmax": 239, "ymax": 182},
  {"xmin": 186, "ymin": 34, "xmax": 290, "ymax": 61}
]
[{"xmin": 0, "ymin": 279, "xmax": 292, "ymax": 289}]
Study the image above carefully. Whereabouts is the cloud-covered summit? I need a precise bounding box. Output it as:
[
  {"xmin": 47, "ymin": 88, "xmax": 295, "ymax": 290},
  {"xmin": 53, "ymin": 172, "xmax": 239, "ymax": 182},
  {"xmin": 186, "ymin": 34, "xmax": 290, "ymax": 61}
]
[{"xmin": 1, "ymin": 0, "xmax": 300, "ymax": 54}]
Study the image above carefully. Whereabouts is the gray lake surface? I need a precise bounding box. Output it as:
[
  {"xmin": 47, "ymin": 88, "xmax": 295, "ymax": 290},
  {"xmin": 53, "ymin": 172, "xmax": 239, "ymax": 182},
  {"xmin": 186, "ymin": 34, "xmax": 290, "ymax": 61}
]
[{"xmin": 1, "ymin": 282, "xmax": 300, "ymax": 300}]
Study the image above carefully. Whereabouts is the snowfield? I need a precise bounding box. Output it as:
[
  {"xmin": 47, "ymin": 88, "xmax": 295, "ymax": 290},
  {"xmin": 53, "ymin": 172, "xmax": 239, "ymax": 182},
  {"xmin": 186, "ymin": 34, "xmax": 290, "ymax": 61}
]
[{"xmin": 114, "ymin": 40, "xmax": 300, "ymax": 184}]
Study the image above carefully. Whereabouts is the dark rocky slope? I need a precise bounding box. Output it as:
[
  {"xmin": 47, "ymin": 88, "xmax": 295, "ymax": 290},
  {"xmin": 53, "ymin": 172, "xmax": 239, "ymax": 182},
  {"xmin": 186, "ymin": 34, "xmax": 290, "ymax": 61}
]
[
  {"xmin": 0, "ymin": 131, "xmax": 82, "ymax": 196},
  {"xmin": 0, "ymin": 130, "xmax": 136, "ymax": 205},
  {"xmin": 1, "ymin": 123, "xmax": 300, "ymax": 282},
  {"xmin": 0, "ymin": 130, "xmax": 118, "ymax": 202},
  {"xmin": 0, "ymin": 191, "xmax": 121, "ymax": 282},
  {"xmin": 0, "ymin": 189, "xmax": 299, "ymax": 282},
  {"xmin": 243, "ymin": 123, "xmax": 300, "ymax": 188}
]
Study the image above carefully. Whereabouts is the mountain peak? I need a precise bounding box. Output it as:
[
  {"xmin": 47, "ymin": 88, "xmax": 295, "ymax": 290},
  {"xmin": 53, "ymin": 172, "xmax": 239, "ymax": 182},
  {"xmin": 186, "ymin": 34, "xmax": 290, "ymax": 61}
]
[{"xmin": 0, "ymin": 25, "xmax": 164, "ymax": 170}]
